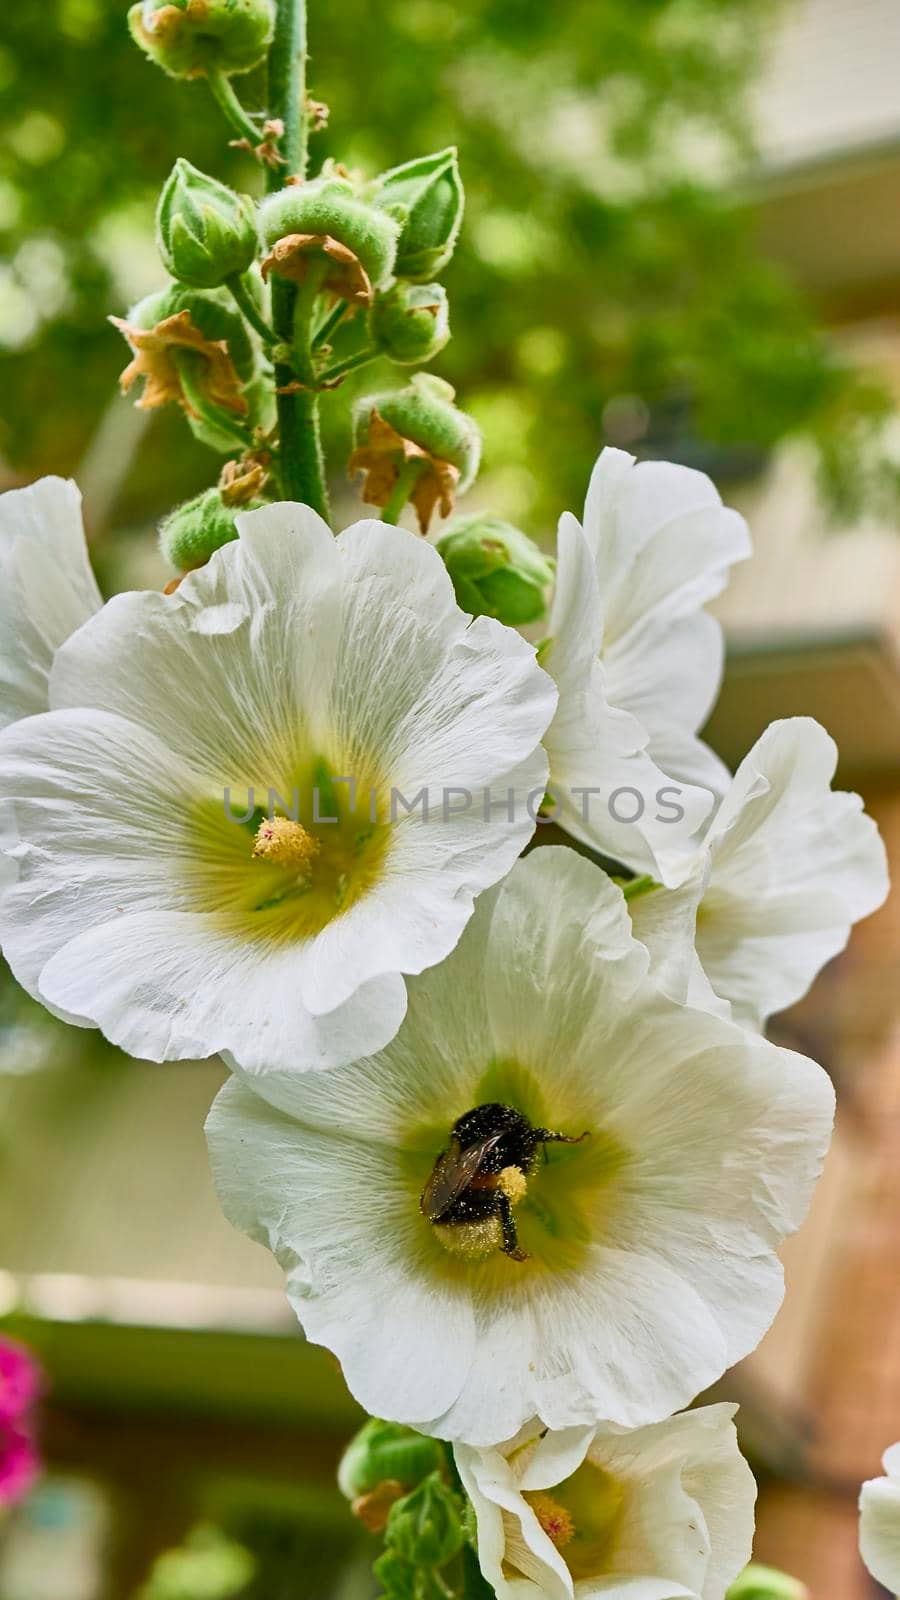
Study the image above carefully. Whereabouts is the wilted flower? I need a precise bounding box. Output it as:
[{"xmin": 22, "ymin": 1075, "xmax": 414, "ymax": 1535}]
[
  {"xmin": 350, "ymin": 375, "xmax": 481, "ymax": 532},
  {"xmin": 128, "ymin": 0, "xmax": 274, "ymax": 80},
  {"xmin": 0, "ymin": 477, "xmax": 101, "ymax": 730},
  {"xmin": 207, "ymin": 848, "xmax": 833, "ymax": 1445},
  {"xmin": 258, "ymin": 178, "xmax": 399, "ymax": 304},
  {"xmin": 456, "ymin": 1404, "xmax": 755, "ymax": 1600},
  {"xmin": 0, "ymin": 505, "xmax": 555, "ymax": 1075}
]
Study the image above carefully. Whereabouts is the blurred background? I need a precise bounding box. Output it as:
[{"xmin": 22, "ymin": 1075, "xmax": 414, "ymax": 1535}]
[{"xmin": 2, "ymin": 0, "xmax": 900, "ymax": 1594}]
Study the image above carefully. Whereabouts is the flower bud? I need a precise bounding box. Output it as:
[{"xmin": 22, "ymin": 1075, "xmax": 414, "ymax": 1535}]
[
  {"xmin": 369, "ymin": 283, "xmax": 449, "ymax": 366},
  {"xmin": 338, "ymin": 1419, "xmax": 444, "ymax": 1504},
  {"xmin": 160, "ymin": 487, "xmax": 264, "ymax": 572},
  {"xmin": 157, "ymin": 160, "xmax": 258, "ymax": 289},
  {"xmin": 384, "ymin": 1473, "xmax": 464, "ymax": 1570},
  {"xmin": 436, "ymin": 514, "xmax": 554, "ymax": 625},
  {"xmin": 373, "ymin": 149, "xmax": 464, "ymax": 281},
  {"xmin": 128, "ymin": 0, "xmax": 274, "ymax": 80},
  {"xmin": 259, "ymin": 179, "xmax": 399, "ymax": 304},
  {"xmin": 726, "ymin": 1564, "xmax": 808, "ymax": 1600}
]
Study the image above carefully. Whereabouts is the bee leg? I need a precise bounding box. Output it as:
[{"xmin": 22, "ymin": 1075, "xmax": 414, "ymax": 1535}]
[
  {"xmin": 498, "ymin": 1194, "xmax": 529, "ymax": 1262},
  {"xmin": 537, "ymin": 1129, "xmax": 591, "ymax": 1147}
]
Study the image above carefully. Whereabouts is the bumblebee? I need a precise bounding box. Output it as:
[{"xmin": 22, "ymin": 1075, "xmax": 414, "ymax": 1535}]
[{"xmin": 420, "ymin": 1101, "xmax": 589, "ymax": 1262}]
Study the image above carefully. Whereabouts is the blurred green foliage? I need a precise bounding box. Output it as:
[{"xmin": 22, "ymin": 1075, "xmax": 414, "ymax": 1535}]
[{"xmin": 0, "ymin": 0, "xmax": 898, "ymax": 547}]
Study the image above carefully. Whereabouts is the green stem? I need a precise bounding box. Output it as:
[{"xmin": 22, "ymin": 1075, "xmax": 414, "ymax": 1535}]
[
  {"xmin": 226, "ymin": 273, "xmax": 278, "ymax": 347},
  {"xmin": 380, "ymin": 458, "xmax": 426, "ymax": 524},
  {"xmin": 174, "ymin": 357, "xmax": 253, "ymax": 450},
  {"xmin": 318, "ymin": 345, "xmax": 378, "ymax": 385},
  {"xmin": 620, "ymin": 874, "xmax": 660, "ymax": 904},
  {"xmin": 312, "ymin": 300, "xmax": 350, "ymax": 350},
  {"xmin": 266, "ymin": 0, "xmax": 329, "ymax": 515},
  {"xmin": 206, "ymin": 67, "xmax": 263, "ymax": 147}
]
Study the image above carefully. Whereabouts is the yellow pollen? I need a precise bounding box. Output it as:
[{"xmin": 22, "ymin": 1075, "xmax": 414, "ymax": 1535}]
[
  {"xmin": 252, "ymin": 817, "xmax": 321, "ymax": 871},
  {"xmin": 497, "ymin": 1165, "xmax": 528, "ymax": 1206},
  {"xmin": 529, "ymin": 1494, "xmax": 575, "ymax": 1549}
]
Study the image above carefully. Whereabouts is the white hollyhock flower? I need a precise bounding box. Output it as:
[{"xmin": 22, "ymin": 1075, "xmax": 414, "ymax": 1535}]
[
  {"xmin": 860, "ymin": 1444, "xmax": 900, "ymax": 1597},
  {"xmin": 631, "ymin": 718, "xmax": 888, "ymax": 1031},
  {"xmin": 0, "ymin": 504, "xmax": 556, "ymax": 1073},
  {"xmin": 456, "ymin": 1403, "xmax": 755, "ymax": 1600},
  {"xmin": 206, "ymin": 847, "xmax": 833, "ymax": 1446},
  {"xmin": 0, "ymin": 477, "xmax": 101, "ymax": 728},
  {"xmin": 541, "ymin": 448, "xmax": 750, "ymax": 885}
]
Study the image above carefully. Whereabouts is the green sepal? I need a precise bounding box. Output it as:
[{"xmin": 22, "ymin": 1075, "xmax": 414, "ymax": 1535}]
[
  {"xmin": 127, "ymin": 0, "xmax": 274, "ymax": 80},
  {"xmin": 159, "ymin": 487, "xmax": 264, "ymax": 572},
  {"xmin": 353, "ymin": 374, "xmax": 481, "ymax": 489},
  {"xmin": 258, "ymin": 179, "xmax": 400, "ymax": 291},
  {"xmin": 384, "ymin": 1472, "xmax": 465, "ymax": 1570},
  {"xmin": 369, "ymin": 282, "xmax": 450, "ymax": 366},
  {"xmin": 436, "ymin": 513, "xmax": 554, "ymax": 624},
  {"xmin": 157, "ymin": 160, "xmax": 258, "ymax": 289},
  {"xmin": 373, "ymin": 149, "xmax": 464, "ymax": 281},
  {"xmin": 338, "ymin": 1419, "xmax": 445, "ymax": 1502}
]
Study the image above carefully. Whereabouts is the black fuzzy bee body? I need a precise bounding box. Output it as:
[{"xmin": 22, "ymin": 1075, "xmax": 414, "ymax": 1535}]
[{"xmin": 420, "ymin": 1101, "xmax": 589, "ymax": 1262}]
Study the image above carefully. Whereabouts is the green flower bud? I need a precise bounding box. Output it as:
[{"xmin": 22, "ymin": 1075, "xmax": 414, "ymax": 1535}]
[
  {"xmin": 160, "ymin": 487, "xmax": 264, "ymax": 571},
  {"xmin": 373, "ymin": 149, "xmax": 464, "ymax": 281},
  {"xmin": 338, "ymin": 1420, "xmax": 444, "ymax": 1503},
  {"xmin": 373, "ymin": 1552, "xmax": 416, "ymax": 1600},
  {"xmin": 726, "ymin": 1564, "xmax": 808, "ymax": 1600},
  {"xmin": 384, "ymin": 1473, "xmax": 465, "ymax": 1570},
  {"xmin": 259, "ymin": 179, "xmax": 400, "ymax": 302},
  {"xmin": 157, "ymin": 160, "xmax": 258, "ymax": 289},
  {"xmin": 128, "ymin": 0, "xmax": 274, "ymax": 80},
  {"xmin": 369, "ymin": 283, "xmax": 449, "ymax": 366},
  {"xmin": 436, "ymin": 514, "xmax": 554, "ymax": 625}
]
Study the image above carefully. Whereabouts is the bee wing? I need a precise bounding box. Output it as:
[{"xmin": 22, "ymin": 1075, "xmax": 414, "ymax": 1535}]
[{"xmin": 421, "ymin": 1132, "xmax": 504, "ymax": 1220}]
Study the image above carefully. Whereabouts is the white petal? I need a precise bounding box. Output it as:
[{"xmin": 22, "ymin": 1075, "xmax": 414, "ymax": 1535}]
[
  {"xmin": 699, "ymin": 718, "xmax": 889, "ymax": 1028},
  {"xmin": 206, "ymin": 1076, "xmax": 477, "ymax": 1419},
  {"xmin": 0, "ymin": 477, "xmax": 101, "ymax": 727},
  {"xmin": 860, "ymin": 1464, "xmax": 900, "ymax": 1595},
  {"xmin": 544, "ymin": 518, "xmax": 713, "ymax": 885}
]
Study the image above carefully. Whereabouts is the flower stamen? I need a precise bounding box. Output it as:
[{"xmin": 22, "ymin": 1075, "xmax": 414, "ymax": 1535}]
[
  {"xmin": 529, "ymin": 1493, "xmax": 575, "ymax": 1548},
  {"xmin": 252, "ymin": 817, "xmax": 321, "ymax": 872}
]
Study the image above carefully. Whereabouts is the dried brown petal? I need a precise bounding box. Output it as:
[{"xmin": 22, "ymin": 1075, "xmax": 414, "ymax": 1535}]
[
  {"xmin": 260, "ymin": 232, "xmax": 373, "ymax": 306},
  {"xmin": 348, "ymin": 409, "xmax": 459, "ymax": 534},
  {"xmin": 110, "ymin": 310, "xmax": 248, "ymax": 418}
]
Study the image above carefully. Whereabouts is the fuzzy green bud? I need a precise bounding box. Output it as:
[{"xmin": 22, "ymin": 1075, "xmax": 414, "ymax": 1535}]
[
  {"xmin": 157, "ymin": 160, "xmax": 258, "ymax": 289},
  {"xmin": 128, "ymin": 0, "xmax": 273, "ymax": 80},
  {"xmin": 384, "ymin": 1474, "xmax": 465, "ymax": 1570},
  {"xmin": 369, "ymin": 282, "xmax": 450, "ymax": 366},
  {"xmin": 353, "ymin": 375, "xmax": 481, "ymax": 491},
  {"xmin": 373, "ymin": 149, "xmax": 464, "ymax": 281},
  {"xmin": 726, "ymin": 1565, "xmax": 808, "ymax": 1600},
  {"xmin": 437, "ymin": 514, "xmax": 554, "ymax": 625},
  {"xmin": 338, "ymin": 1420, "xmax": 444, "ymax": 1503},
  {"xmin": 259, "ymin": 179, "xmax": 400, "ymax": 300},
  {"xmin": 159, "ymin": 487, "xmax": 263, "ymax": 571}
]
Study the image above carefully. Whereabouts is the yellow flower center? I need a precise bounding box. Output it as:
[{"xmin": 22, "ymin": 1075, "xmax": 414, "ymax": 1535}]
[{"xmin": 522, "ymin": 1463, "xmax": 625, "ymax": 1584}]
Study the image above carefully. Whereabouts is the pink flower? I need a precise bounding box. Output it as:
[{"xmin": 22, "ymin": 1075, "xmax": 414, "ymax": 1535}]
[
  {"xmin": 0, "ymin": 1337, "xmax": 41, "ymax": 1427},
  {"xmin": 0, "ymin": 1424, "xmax": 39, "ymax": 1507}
]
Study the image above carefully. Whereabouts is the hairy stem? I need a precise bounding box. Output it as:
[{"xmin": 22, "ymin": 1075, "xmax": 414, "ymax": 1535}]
[
  {"xmin": 266, "ymin": 0, "xmax": 329, "ymax": 515},
  {"xmin": 207, "ymin": 67, "xmax": 263, "ymax": 146},
  {"xmin": 318, "ymin": 345, "xmax": 378, "ymax": 385},
  {"xmin": 226, "ymin": 273, "xmax": 278, "ymax": 347},
  {"xmin": 380, "ymin": 457, "xmax": 425, "ymax": 525}
]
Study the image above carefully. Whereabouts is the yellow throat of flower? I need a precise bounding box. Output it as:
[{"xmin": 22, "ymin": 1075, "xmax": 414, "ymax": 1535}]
[{"xmin": 253, "ymin": 816, "xmax": 321, "ymax": 872}]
